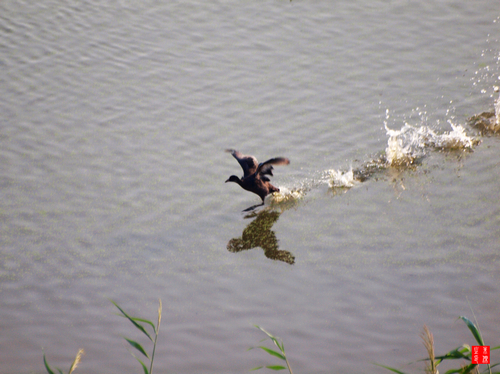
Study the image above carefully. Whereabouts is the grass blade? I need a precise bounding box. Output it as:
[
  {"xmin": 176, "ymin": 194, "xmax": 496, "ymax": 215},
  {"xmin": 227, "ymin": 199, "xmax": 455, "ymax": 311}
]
[
  {"xmin": 374, "ymin": 363, "xmax": 410, "ymax": 374},
  {"xmin": 443, "ymin": 368, "xmax": 463, "ymax": 374},
  {"xmin": 132, "ymin": 353, "xmax": 149, "ymax": 374},
  {"xmin": 43, "ymin": 352, "xmax": 56, "ymax": 374},
  {"xmin": 255, "ymin": 325, "xmax": 274, "ymax": 339},
  {"xmin": 277, "ymin": 341, "xmax": 284, "ymax": 353},
  {"xmin": 443, "ymin": 363, "xmax": 478, "ymax": 374},
  {"xmin": 131, "ymin": 317, "xmax": 156, "ymax": 334},
  {"xmin": 111, "ymin": 300, "xmax": 153, "ymax": 341},
  {"xmin": 486, "ymin": 362, "xmax": 500, "ymax": 370},
  {"xmin": 123, "ymin": 337, "xmax": 149, "ymax": 358},
  {"xmin": 459, "ymin": 316, "xmax": 484, "ymax": 346},
  {"xmin": 258, "ymin": 346, "xmax": 286, "ymax": 361},
  {"xmin": 266, "ymin": 365, "xmax": 287, "ymax": 370},
  {"xmin": 252, "ymin": 325, "xmax": 294, "ymax": 374},
  {"xmin": 462, "ymin": 364, "xmax": 478, "ymax": 374},
  {"xmin": 250, "ymin": 366, "xmax": 264, "ymax": 371},
  {"xmin": 434, "ymin": 345, "xmax": 471, "ymax": 362},
  {"xmin": 269, "ymin": 337, "xmax": 283, "ymax": 352}
]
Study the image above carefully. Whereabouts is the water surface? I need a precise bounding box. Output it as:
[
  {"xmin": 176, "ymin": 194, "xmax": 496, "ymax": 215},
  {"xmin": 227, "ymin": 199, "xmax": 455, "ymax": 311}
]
[{"xmin": 1, "ymin": 1, "xmax": 499, "ymax": 373}]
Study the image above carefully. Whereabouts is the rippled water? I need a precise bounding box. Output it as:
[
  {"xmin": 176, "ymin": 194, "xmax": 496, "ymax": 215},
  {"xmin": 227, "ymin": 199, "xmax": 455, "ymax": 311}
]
[{"xmin": 1, "ymin": 1, "xmax": 500, "ymax": 373}]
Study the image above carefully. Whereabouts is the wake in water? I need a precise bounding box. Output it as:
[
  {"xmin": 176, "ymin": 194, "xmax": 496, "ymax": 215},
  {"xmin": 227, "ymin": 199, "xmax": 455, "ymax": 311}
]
[
  {"xmin": 468, "ymin": 91, "xmax": 500, "ymax": 134},
  {"xmin": 266, "ymin": 93, "xmax": 500, "ymax": 210},
  {"xmin": 235, "ymin": 96, "xmax": 499, "ymax": 266},
  {"xmin": 384, "ymin": 120, "xmax": 479, "ymax": 167}
]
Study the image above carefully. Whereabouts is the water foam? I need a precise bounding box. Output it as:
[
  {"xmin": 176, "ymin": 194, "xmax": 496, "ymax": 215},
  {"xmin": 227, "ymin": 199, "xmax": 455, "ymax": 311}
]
[
  {"xmin": 324, "ymin": 168, "xmax": 356, "ymax": 189},
  {"xmin": 268, "ymin": 186, "xmax": 306, "ymax": 209},
  {"xmin": 271, "ymin": 99, "xmax": 490, "ymax": 205},
  {"xmin": 384, "ymin": 121, "xmax": 478, "ymax": 167},
  {"xmin": 496, "ymin": 92, "xmax": 500, "ymax": 125}
]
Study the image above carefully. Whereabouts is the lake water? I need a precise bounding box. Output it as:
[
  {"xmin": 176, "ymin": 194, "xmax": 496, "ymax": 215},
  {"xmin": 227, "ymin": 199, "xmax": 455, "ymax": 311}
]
[{"xmin": 1, "ymin": 1, "xmax": 499, "ymax": 373}]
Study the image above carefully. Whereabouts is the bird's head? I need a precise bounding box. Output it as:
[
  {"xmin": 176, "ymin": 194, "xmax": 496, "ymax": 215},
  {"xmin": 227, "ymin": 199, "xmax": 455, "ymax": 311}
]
[{"xmin": 225, "ymin": 175, "xmax": 240, "ymax": 184}]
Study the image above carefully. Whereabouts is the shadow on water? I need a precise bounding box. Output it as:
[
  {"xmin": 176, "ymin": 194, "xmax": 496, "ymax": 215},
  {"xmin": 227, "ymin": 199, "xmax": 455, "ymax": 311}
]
[{"xmin": 227, "ymin": 209, "xmax": 295, "ymax": 265}]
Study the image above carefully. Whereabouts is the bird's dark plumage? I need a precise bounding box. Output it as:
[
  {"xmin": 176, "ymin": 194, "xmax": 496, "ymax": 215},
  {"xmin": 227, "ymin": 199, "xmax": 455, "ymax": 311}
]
[{"xmin": 225, "ymin": 149, "xmax": 290, "ymax": 206}]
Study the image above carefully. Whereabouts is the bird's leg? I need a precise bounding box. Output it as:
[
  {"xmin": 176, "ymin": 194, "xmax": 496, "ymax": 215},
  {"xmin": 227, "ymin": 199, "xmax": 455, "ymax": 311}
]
[{"xmin": 242, "ymin": 202, "xmax": 265, "ymax": 212}]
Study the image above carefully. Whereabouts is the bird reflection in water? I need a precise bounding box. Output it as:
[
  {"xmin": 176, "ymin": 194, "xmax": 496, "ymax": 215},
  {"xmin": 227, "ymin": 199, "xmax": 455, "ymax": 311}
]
[{"xmin": 227, "ymin": 209, "xmax": 295, "ymax": 265}]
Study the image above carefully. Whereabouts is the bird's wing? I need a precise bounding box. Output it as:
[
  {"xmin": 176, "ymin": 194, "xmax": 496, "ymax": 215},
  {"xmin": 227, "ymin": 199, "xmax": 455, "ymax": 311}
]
[
  {"xmin": 256, "ymin": 157, "xmax": 290, "ymax": 176},
  {"xmin": 261, "ymin": 165, "xmax": 274, "ymax": 177},
  {"xmin": 226, "ymin": 149, "xmax": 259, "ymax": 177}
]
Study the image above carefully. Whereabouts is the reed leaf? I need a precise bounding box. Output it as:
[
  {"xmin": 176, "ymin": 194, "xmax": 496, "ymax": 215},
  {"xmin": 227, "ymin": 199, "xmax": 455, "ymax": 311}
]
[
  {"xmin": 131, "ymin": 353, "xmax": 149, "ymax": 374},
  {"xmin": 250, "ymin": 366, "xmax": 264, "ymax": 371},
  {"xmin": 131, "ymin": 317, "xmax": 156, "ymax": 334},
  {"xmin": 266, "ymin": 365, "xmax": 287, "ymax": 371},
  {"xmin": 443, "ymin": 363, "xmax": 478, "ymax": 374},
  {"xmin": 123, "ymin": 336, "xmax": 149, "ymax": 358},
  {"xmin": 435, "ymin": 345, "xmax": 471, "ymax": 362},
  {"xmin": 278, "ymin": 341, "xmax": 284, "ymax": 353},
  {"xmin": 444, "ymin": 367, "xmax": 464, "ymax": 374},
  {"xmin": 459, "ymin": 316, "xmax": 484, "ymax": 346},
  {"xmin": 43, "ymin": 353, "xmax": 57, "ymax": 374},
  {"xmin": 110, "ymin": 300, "xmax": 153, "ymax": 341},
  {"xmin": 252, "ymin": 325, "xmax": 294, "ymax": 374},
  {"xmin": 254, "ymin": 326, "xmax": 285, "ymax": 355},
  {"xmin": 373, "ymin": 363, "xmax": 410, "ymax": 374},
  {"xmin": 254, "ymin": 326, "xmax": 274, "ymax": 340},
  {"xmin": 271, "ymin": 337, "xmax": 283, "ymax": 352},
  {"xmin": 258, "ymin": 346, "xmax": 286, "ymax": 361},
  {"xmin": 488, "ymin": 362, "xmax": 500, "ymax": 370}
]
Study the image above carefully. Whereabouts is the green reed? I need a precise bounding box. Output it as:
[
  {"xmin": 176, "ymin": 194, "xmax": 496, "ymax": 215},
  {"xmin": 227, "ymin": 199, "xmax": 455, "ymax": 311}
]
[
  {"xmin": 249, "ymin": 325, "xmax": 294, "ymax": 374},
  {"xmin": 43, "ymin": 300, "xmax": 162, "ymax": 374},
  {"xmin": 376, "ymin": 316, "xmax": 500, "ymax": 374},
  {"xmin": 111, "ymin": 299, "xmax": 162, "ymax": 374},
  {"xmin": 41, "ymin": 301, "xmax": 498, "ymax": 374},
  {"xmin": 43, "ymin": 348, "xmax": 84, "ymax": 374}
]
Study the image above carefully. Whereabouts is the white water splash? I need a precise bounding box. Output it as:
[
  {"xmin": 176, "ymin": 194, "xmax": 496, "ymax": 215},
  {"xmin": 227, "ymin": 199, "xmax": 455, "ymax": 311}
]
[
  {"xmin": 384, "ymin": 121, "xmax": 477, "ymax": 167},
  {"xmin": 269, "ymin": 186, "xmax": 306, "ymax": 205},
  {"xmin": 496, "ymin": 92, "xmax": 500, "ymax": 125},
  {"xmin": 324, "ymin": 168, "xmax": 356, "ymax": 188},
  {"xmin": 431, "ymin": 122, "xmax": 476, "ymax": 149},
  {"xmin": 384, "ymin": 123, "xmax": 425, "ymax": 166}
]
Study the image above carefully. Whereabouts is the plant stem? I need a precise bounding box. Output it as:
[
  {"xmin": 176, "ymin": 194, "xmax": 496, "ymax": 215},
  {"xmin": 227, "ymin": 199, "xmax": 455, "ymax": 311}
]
[
  {"xmin": 149, "ymin": 299, "xmax": 162, "ymax": 374},
  {"xmin": 284, "ymin": 357, "xmax": 294, "ymax": 374},
  {"xmin": 149, "ymin": 331, "xmax": 158, "ymax": 374}
]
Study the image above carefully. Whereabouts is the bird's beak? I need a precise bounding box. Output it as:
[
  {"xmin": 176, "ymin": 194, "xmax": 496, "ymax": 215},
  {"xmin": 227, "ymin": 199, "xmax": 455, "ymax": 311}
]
[{"xmin": 225, "ymin": 179, "xmax": 229, "ymax": 183}]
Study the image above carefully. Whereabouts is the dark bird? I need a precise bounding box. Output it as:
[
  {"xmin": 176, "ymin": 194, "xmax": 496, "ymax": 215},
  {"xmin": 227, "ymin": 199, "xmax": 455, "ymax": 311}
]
[{"xmin": 225, "ymin": 149, "xmax": 290, "ymax": 210}]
